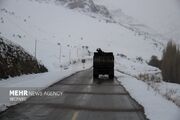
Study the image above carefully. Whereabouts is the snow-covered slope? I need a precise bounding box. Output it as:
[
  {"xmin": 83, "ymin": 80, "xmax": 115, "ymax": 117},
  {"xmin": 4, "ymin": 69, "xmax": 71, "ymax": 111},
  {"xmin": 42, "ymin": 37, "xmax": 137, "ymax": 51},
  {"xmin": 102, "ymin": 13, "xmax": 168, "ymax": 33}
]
[
  {"xmin": 0, "ymin": 36, "xmax": 47, "ymax": 79},
  {"xmin": 94, "ymin": 0, "xmax": 180, "ymax": 42},
  {"xmin": 0, "ymin": 0, "xmax": 165, "ymax": 71}
]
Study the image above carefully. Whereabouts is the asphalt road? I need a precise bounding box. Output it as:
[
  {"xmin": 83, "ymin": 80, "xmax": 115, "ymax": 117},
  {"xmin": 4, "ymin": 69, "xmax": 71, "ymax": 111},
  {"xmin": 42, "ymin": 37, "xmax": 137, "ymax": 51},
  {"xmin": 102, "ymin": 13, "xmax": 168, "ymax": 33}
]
[{"xmin": 0, "ymin": 68, "xmax": 147, "ymax": 120}]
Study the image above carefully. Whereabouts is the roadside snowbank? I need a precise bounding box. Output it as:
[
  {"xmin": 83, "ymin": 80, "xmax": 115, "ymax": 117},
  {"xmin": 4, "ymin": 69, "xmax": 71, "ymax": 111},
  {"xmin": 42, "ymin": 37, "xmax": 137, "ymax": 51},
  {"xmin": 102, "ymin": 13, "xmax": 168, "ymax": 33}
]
[
  {"xmin": 148, "ymin": 81, "xmax": 180, "ymax": 107},
  {"xmin": 115, "ymin": 55, "xmax": 180, "ymax": 105},
  {"xmin": 116, "ymin": 71, "xmax": 180, "ymax": 120},
  {"xmin": 0, "ymin": 59, "xmax": 92, "ymax": 112},
  {"xmin": 115, "ymin": 55, "xmax": 180, "ymax": 120}
]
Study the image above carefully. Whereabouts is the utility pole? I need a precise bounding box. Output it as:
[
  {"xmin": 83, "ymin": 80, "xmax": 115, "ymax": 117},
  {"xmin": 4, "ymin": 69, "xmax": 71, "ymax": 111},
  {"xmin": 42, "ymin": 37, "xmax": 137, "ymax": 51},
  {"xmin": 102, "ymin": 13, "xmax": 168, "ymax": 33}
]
[
  {"xmin": 77, "ymin": 47, "xmax": 79, "ymax": 59},
  {"xmin": 35, "ymin": 40, "xmax": 37, "ymax": 59},
  {"xmin": 82, "ymin": 45, "xmax": 85, "ymax": 58},
  {"xmin": 69, "ymin": 46, "xmax": 71, "ymax": 64},
  {"xmin": 57, "ymin": 43, "xmax": 61, "ymax": 65}
]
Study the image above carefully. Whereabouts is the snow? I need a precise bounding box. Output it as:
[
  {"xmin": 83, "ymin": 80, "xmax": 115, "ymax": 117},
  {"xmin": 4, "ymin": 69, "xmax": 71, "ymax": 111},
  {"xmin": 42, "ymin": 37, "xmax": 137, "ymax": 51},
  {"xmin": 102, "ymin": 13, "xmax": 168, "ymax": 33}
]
[
  {"xmin": 149, "ymin": 81, "xmax": 180, "ymax": 107},
  {"xmin": 116, "ymin": 72, "xmax": 180, "ymax": 120},
  {"xmin": 94, "ymin": 0, "xmax": 180, "ymax": 42},
  {"xmin": 0, "ymin": 59, "xmax": 92, "ymax": 112},
  {"xmin": 0, "ymin": 0, "xmax": 164, "ymax": 66},
  {"xmin": 115, "ymin": 56, "xmax": 180, "ymax": 120},
  {"xmin": 115, "ymin": 55, "xmax": 161, "ymax": 77}
]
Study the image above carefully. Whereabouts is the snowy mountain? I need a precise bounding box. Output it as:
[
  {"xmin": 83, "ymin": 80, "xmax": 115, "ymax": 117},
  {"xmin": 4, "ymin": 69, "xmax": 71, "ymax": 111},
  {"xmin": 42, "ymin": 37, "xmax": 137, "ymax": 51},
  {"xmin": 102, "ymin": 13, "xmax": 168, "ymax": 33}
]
[
  {"xmin": 94, "ymin": 0, "xmax": 180, "ymax": 42},
  {"xmin": 55, "ymin": 0, "xmax": 111, "ymax": 18},
  {"xmin": 55, "ymin": 0, "xmax": 167, "ymax": 46},
  {"xmin": 0, "ymin": 0, "xmax": 170, "ymax": 70}
]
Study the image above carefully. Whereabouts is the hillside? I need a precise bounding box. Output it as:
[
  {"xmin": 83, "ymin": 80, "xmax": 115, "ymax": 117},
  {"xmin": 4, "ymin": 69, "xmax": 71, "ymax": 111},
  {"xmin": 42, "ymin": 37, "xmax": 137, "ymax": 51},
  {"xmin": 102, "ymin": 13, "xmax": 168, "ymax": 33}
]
[
  {"xmin": 0, "ymin": 0, "xmax": 166, "ymax": 71},
  {"xmin": 0, "ymin": 36, "xmax": 47, "ymax": 79}
]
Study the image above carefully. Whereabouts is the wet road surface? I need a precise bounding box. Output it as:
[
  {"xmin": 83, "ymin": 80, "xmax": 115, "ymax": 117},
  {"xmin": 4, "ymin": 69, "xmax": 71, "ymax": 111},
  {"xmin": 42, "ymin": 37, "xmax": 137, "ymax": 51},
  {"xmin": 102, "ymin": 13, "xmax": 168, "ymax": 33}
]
[{"xmin": 0, "ymin": 68, "xmax": 147, "ymax": 120}]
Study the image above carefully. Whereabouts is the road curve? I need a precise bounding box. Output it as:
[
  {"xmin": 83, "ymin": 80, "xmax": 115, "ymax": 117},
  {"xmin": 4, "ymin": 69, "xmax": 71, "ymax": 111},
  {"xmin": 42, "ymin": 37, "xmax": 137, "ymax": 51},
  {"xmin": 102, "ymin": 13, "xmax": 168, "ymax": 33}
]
[{"xmin": 0, "ymin": 68, "xmax": 147, "ymax": 120}]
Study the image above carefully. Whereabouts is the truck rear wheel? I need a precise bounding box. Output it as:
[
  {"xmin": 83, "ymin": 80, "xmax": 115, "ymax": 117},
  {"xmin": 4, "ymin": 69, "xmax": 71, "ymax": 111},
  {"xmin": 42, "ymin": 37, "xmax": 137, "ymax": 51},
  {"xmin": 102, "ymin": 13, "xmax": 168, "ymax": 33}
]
[
  {"xmin": 109, "ymin": 70, "xmax": 114, "ymax": 79},
  {"xmin": 109, "ymin": 75, "xmax": 114, "ymax": 79},
  {"xmin": 93, "ymin": 70, "xmax": 98, "ymax": 79},
  {"xmin": 93, "ymin": 74, "xmax": 98, "ymax": 78}
]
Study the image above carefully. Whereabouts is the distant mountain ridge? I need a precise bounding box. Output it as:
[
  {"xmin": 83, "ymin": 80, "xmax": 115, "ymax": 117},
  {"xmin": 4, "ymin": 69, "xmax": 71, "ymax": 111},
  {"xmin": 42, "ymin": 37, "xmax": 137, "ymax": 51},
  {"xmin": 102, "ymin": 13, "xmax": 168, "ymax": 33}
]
[
  {"xmin": 63, "ymin": 0, "xmax": 112, "ymax": 18},
  {"xmin": 36, "ymin": 0, "xmax": 166, "ymax": 48}
]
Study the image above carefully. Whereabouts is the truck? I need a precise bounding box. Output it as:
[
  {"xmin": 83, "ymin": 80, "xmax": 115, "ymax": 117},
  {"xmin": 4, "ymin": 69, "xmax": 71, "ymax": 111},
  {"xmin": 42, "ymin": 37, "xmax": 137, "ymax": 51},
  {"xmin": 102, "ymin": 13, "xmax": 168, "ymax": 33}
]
[{"xmin": 93, "ymin": 48, "xmax": 114, "ymax": 79}]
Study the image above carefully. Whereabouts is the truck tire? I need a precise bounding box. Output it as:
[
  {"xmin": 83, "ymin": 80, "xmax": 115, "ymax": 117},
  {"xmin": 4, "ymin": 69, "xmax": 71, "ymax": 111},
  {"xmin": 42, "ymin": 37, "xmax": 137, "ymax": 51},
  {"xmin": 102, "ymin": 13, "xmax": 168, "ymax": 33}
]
[
  {"xmin": 109, "ymin": 75, "xmax": 114, "ymax": 79},
  {"xmin": 109, "ymin": 70, "xmax": 114, "ymax": 79},
  {"xmin": 94, "ymin": 74, "xmax": 98, "ymax": 78},
  {"xmin": 93, "ymin": 70, "xmax": 98, "ymax": 79}
]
